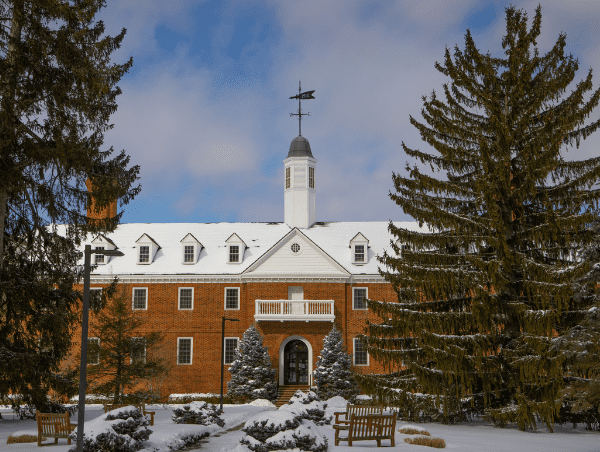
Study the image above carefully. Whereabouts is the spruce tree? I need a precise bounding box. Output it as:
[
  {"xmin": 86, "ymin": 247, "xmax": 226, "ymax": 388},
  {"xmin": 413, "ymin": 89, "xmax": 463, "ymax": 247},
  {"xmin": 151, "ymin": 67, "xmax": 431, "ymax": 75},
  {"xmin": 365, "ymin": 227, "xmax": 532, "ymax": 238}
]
[
  {"xmin": 358, "ymin": 5, "xmax": 600, "ymax": 431},
  {"xmin": 0, "ymin": 1, "xmax": 139, "ymax": 408},
  {"xmin": 313, "ymin": 325, "xmax": 359, "ymax": 401},
  {"xmin": 227, "ymin": 325, "xmax": 277, "ymax": 402},
  {"xmin": 86, "ymin": 287, "xmax": 167, "ymax": 403}
]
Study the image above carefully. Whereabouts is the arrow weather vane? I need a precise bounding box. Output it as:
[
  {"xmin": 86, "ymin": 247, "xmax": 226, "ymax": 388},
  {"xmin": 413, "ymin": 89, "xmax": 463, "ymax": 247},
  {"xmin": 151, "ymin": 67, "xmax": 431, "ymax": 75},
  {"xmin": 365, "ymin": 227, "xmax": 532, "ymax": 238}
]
[{"xmin": 289, "ymin": 81, "xmax": 315, "ymax": 136}]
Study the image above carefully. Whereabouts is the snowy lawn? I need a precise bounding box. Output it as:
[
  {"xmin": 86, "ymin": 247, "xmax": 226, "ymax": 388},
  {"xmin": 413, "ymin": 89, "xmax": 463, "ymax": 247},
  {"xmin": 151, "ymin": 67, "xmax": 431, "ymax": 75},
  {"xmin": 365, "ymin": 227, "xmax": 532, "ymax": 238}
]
[{"xmin": 1, "ymin": 403, "xmax": 598, "ymax": 452}]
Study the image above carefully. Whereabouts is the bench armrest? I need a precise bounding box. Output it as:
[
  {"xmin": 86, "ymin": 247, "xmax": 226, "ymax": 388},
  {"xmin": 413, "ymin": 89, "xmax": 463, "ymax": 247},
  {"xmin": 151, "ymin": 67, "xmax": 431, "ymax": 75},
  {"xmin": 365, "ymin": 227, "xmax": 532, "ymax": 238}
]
[{"xmin": 333, "ymin": 411, "xmax": 348, "ymax": 424}]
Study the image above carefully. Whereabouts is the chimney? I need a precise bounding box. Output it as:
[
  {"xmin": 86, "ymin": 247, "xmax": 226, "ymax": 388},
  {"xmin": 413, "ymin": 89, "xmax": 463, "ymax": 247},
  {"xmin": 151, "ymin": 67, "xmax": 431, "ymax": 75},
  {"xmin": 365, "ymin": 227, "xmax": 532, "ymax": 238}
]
[{"xmin": 86, "ymin": 179, "xmax": 117, "ymax": 221}]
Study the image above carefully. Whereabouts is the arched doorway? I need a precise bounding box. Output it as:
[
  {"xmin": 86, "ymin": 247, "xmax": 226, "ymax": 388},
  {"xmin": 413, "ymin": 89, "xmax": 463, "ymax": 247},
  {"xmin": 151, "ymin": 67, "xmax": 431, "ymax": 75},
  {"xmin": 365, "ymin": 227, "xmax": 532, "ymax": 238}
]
[{"xmin": 279, "ymin": 336, "xmax": 312, "ymax": 386}]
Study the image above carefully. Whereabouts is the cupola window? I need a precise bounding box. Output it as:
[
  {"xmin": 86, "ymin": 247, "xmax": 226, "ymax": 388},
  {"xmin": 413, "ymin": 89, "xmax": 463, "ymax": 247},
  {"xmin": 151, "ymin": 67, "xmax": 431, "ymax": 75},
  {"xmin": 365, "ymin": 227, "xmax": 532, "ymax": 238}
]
[
  {"xmin": 309, "ymin": 166, "xmax": 314, "ymax": 189},
  {"xmin": 286, "ymin": 167, "xmax": 291, "ymax": 189}
]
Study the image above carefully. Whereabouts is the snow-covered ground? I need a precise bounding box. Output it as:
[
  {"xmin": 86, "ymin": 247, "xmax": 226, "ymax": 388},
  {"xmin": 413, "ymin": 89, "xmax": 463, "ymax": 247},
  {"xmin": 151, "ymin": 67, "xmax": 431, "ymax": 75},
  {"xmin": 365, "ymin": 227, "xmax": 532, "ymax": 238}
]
[{"xmin": 1, "ymin": 403, "xmax": 598, "ymax": 452}]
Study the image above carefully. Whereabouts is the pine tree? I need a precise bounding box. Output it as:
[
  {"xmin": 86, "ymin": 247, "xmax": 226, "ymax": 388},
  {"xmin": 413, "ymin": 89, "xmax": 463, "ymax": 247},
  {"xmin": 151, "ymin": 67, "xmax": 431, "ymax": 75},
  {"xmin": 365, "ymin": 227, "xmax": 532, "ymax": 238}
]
[
  {"xmin": 227, "ymin": 325, "xmax": 277, "ymax": 402},
  {"xmin": 313, "ymin": 325, "xmax": 359, "ymax": 401},
  {"xmin": 358, "ymin": 5, "xmax": 600, "ymax": 431},
  {"xmin": 0, "ymin": 1, "xmax": 139, "ymax": 408},
  {"xmin": 86, "ymin": 287, "xmax": 167, "ymax": 403}
]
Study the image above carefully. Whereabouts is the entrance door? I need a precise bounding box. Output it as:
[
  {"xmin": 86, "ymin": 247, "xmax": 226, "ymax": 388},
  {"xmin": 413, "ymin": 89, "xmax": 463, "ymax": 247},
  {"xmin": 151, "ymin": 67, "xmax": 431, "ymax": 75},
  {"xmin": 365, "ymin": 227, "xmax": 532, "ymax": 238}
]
[{"xmin": 284, "ymin": 340, "xmax": 309, "ymax": 385}]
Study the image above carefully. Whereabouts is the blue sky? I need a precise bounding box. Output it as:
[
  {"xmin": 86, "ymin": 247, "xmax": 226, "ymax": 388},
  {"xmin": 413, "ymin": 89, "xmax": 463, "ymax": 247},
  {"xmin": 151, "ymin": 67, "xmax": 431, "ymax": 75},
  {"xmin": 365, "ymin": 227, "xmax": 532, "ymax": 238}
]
[{"xmin": 96, "ymin": 1, "xmax": 600, "ymax": 225}]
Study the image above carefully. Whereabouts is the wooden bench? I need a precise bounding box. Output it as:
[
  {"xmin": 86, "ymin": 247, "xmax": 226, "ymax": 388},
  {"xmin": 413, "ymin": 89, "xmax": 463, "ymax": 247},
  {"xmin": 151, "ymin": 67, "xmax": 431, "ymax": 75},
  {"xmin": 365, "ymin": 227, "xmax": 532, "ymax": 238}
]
[
  {"xmin": 36, "ymin": 411, "xmax": 77, "ymax": 447},
  {"xmin": 333, "ymin": 403, "xmax": 383, "ymax": 425},
  {"xmin": 333, "ymin": 413, "xmax": 396, "ymax": 447},
  {"xmin": 103, "ymin": 403, "xmax": 155, "ymax": 426}
]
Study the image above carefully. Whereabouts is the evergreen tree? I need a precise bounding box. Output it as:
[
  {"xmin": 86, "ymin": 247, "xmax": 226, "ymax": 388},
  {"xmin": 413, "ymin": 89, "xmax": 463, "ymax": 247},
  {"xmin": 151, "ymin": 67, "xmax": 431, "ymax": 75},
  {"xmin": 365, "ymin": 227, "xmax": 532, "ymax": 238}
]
[
  {"xmin": 0, "ymin": 0, "xmax": 139, "ymax": 408},
  {"xmin": 227, "ymin": 325, "xmax": 277, "ymax": 402},
  {"xmin": 86, "ymin": 288, "xmax": 167, "ymax": 403},
  {"xmin": 313, "ymin": 325, "xmax": 359, "ymax": 401},
  {"xmin": 358, "ymin": 5, "xmax": 600, "ymax": 431}
]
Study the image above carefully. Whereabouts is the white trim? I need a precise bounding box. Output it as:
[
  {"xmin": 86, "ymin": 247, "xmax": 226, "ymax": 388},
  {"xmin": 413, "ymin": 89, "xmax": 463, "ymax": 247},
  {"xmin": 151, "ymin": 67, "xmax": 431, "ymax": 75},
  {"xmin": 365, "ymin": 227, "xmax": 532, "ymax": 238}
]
[
  {"xmin": 279, "ymin": 336, "xmax": 313, "ymax": 386},
  {"xmin": 224, "ymin": 287, "xmax": 240, "ymax": 310},
  {"xmin": 352, "ymin": 287, "xmax": 368, "ymax": 310},
  {"xmin": 132, "ymin": 287, "xmax": 148, "ymax": 310},
  {"xmin": 177, "ymin": 337, "xmax": 193, "ymax": 365},
  {"xmin": 353, "ymin": 337, "xmax": 369, "ymax": 366},
  {"xmin": 87, "ymin": 337, "xmax": 100, "ymax": 365},
  {"xmin": 352, "ymin": 244, "xmax": 366, "ymax": 265},
  {"xmin": 88, "ymin": 274, "xmax": 388, "ymax": 284},
  {"xmin": 228, "ymin": 245, "xmax": 241, "ymax": 264},
  {"xmin": 178, "ymin": 287, "xmax": 194, "ymax": 310},
  {"xmin": 138, "ymin": 245, "xmax": 151, "ymax": 265},
  {"xmin": 224, "ymin": 337, "xmax": 239, "ymax": 365},
  {"xmin": 182, "ymin": 244, "xmax": 196, "ymax": 265}
]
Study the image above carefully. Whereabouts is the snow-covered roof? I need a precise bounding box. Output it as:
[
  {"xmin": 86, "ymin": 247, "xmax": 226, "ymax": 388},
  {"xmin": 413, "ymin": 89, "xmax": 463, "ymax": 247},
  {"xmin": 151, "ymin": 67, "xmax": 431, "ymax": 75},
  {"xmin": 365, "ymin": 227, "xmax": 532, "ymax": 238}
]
[{"xmin": 77, "ymin": 221, "xmax": 427, "ymax": 277}]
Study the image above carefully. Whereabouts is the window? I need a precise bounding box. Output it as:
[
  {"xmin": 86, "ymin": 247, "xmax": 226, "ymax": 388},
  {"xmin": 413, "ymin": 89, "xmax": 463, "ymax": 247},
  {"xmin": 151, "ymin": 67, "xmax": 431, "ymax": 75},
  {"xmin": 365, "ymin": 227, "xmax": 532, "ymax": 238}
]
[
  {"xmin": 291, "ymin": 243, "xmax": 301, "ymax": 254},
  {"xmin": 95, "ymin": 247, "xmax": 105, "ymax": 264},
  {"xmin": 229, "ymin": 245, "xmax": 239, "ymax": 263},
  {"xmin": 183, "ymin": 245, "xmax": 195, "ymax": 263},
  {"xmin": 224, "ymin": 338, "xmax": 238, "ymax": 364},
  {"xmin": 179, "ymin": 288, "xmax": 194, "ymax": 310},
  {"xmin": 131, "ymin": 338, "xmax": 146, "ymax": 364},
  {"xmin": 286, "ymin": 167, "xmax": 291, "ymax": 189},
  {"xmin": 132, "ymin": 288, "xmax": 147, "ymax": 310},
  {"xmin": 225, "ymin": 288, "xmax": 239, "ymax": 310},
  {"xmin": 177, "ymin": 338, "xmax": 193, "ymax": 365},
  {"xmin": 354, "ymin": 338, "xmax": 369, "ymax": 366},
  {"xmin": 90, "ymin": 288, "xmax": 103, "ymax": 311},
  {"xmin": 354, "ymin": 245, "xmax": 365, "ymax": 263},
  {"xmin": 309, "ymin": 166, "xmax": 314, "ymax": 189},
  {"xmin": 353, "ymin": 287, "xmax": 368, "ymax": 310},
  {"xmin": 139, "ymin": 245, "xmax": 150, "ymax": 263},
  {"xmin": 88, "ymin": 338, "xmax": 100, "ymax": 365}
]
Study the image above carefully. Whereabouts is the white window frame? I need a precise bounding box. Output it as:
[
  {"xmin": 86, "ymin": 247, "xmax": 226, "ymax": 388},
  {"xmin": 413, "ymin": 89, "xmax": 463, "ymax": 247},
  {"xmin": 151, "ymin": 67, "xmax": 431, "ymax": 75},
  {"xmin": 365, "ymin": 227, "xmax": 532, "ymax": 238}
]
[
  {"xmin": 130, "ymin": 337, "xmax": 147, "ymax": 364},
  {"xmin": 88, "ymin": 337, "xmax": 100, "ymax": 365},
  {"xmin": 178, "ymin": 287, "xmax": 194, "ymax": 310},
  {"xmin": 353, "ymin": 337, "xmax": 369, "ymax": 366},
  {"xmin": 132, "ymin": 287, "xmax": 148, "ymax": 310},
  {"xmin": 353, "ymin": 244, "xmax": 366, "ymax": 263},
  {"xmin": 224, "ymin": 337, "xmax": 239, "ymax": 365},
  {"xmin": 352, "ymin": 287, "xmax": 368, "ymax": 310},
  {"xmin": 138, "ymin": 245, "xmax": 150, "ymax": 264},
  {"xmin": 229, "ymin": 245, "xmax": 240, "ymax": 263},
  {"xmin": 94, "ymin": 246, "xmax": 105, "ymax": 264},
  {"xmin": 224, "ymin": 287, "xmax": 240, "ymax": 310},
  {"xmin": 183, "ymin": 244, "xmax": 196, "ymax": 264},
  {"xmin": 177, "ymin": 337, "xmax": 193, "ymax": 365}
]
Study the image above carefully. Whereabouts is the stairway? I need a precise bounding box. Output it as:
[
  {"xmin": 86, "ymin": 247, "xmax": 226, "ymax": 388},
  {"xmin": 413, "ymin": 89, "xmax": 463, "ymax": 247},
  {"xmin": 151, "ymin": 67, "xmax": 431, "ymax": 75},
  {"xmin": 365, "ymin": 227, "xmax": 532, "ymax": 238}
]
[{"xmin": 275, "ymin": 385, "xmax": 309, "ymax": 407}]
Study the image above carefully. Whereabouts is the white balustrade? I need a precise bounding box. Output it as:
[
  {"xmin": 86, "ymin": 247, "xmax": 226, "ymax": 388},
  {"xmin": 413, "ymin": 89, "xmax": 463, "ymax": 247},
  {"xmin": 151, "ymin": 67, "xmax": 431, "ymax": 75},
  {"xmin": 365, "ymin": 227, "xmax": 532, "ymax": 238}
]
[{"xmin": 255, "ymin": 299, "xmax": 335, "ymax": 322}]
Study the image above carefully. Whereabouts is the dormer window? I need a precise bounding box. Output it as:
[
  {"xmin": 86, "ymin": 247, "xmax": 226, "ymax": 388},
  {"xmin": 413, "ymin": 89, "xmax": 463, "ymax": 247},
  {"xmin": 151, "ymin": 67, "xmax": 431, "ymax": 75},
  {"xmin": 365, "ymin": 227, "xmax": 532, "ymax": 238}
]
[
  {"xmin": 180, "ymin": 233, "xmax": 202, "ymax": 265},
  {"xmin": 350, "ymin": 232, "xmax": 369, "ymax": 265},
  {"xmin": 136, "ymin": 234, "xmax": 160, "ymax": 265},
  {"xmin": 139, "ymin": 246, "xmax": 150, "ymax": 263},
  {"xmin": 225, "ymin": 233, "xmax": 246, "ymax": 265},
  {"xmin": 91, "ymin": 234, "xmax": 118, "ymax": 265},
  {"xmin": 95, "ymin": 246, "xmax": 105, "ymax": 264},
  {"xmin": 229, "ymin": 245, "xmax": 239, "ymax": 263}
]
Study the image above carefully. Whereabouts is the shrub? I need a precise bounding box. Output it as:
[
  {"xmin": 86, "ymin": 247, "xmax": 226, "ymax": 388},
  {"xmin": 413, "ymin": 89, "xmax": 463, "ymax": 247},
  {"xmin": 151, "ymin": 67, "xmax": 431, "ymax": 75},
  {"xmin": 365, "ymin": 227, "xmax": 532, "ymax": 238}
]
[
  {"xmin": 7, "ymin": 434, "xmax": 40, "ymax": 444},
  {"xmin": 404, "ymin": 436, "xmax": 446, "ymax": 448},
  {"xmin": 279, "ymin": 390, "xmax": 331, "ymax": 426},
  {"xmin": 11, "ymin": 398, "xmax": 77, "ymax": 420},
  {"xmin": 167, "ymin": 431, "xmax": 210, "ymax": 450},
  {"xmin": 167, "ymin": 393, "xmax": 234, "ymax": 404},
  {"xmin": 240, "ymin": 411, "xmax": 327, "ymax": 452},
  {"xmin": 69, "ymin": 407, "xmax": 151, "ymax": 452},
  {"xmin": 171, "ymin": 401, "xmax": 225, "ymax": 427},
  {"xmin": 399, "ymin": 427, "xmax": 431, "ymax": 435}
]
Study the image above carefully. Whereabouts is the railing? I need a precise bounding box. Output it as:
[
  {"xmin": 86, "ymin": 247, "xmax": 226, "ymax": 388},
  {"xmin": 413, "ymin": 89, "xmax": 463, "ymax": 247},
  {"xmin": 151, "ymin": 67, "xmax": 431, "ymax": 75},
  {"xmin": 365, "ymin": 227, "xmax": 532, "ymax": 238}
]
[{"xmin": 255, "ymin": 300, "xmax": 335, "ymax": 322}]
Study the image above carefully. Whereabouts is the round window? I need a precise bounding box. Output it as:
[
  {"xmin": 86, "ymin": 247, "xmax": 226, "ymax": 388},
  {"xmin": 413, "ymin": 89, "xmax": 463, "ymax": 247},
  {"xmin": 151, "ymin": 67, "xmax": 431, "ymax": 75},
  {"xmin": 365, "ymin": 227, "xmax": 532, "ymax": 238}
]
[{"xmin": 291, "ymin": 243, "xmax": 301, "ymax": 253}]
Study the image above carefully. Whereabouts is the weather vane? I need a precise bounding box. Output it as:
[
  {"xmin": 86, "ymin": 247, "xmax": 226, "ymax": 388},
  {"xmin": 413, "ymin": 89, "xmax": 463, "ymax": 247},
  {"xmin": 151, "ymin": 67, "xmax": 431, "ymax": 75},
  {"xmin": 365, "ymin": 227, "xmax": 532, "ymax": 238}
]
[{"xmin": 289, "ymin": 81, "xmax": 315, "ymax": 136}]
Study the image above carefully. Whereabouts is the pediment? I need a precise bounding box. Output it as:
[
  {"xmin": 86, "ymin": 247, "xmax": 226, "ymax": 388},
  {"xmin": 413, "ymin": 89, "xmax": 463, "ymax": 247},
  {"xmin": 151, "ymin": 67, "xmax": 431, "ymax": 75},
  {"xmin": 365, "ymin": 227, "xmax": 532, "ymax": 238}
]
[{"xmin": 244, "ymin": 228, "xmax": 349, "ymax": 277}]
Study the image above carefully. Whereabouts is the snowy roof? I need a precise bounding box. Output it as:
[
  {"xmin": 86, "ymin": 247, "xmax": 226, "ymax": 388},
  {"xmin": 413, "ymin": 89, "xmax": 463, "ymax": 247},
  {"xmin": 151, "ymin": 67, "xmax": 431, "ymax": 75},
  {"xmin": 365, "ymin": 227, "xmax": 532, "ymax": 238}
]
[{"xmin": 77, "ymin": 221, "xmax": 427, "ymax": 277}]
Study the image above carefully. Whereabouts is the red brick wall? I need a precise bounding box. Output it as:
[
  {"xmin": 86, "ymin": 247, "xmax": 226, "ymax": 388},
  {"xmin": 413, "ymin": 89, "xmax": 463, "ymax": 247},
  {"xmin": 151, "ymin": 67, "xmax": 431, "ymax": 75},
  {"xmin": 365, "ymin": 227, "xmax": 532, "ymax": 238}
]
[{"xmin": 72, "ymin": 280, "xmax": 398, "ymax": 397}]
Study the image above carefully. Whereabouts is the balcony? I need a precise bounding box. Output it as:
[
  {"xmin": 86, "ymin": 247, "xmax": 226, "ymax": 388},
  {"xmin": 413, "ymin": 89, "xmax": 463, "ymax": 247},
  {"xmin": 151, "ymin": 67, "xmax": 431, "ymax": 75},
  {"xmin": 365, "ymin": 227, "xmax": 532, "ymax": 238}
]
[{"xmin": 255, "ymin": 299, "xmax": 335, "ymax": 322}]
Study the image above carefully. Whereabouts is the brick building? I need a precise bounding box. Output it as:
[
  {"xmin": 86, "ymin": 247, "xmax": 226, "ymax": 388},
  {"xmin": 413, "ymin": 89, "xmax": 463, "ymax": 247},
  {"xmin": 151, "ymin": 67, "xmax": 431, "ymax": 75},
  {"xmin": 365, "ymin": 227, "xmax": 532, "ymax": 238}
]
[{"xmin": 77, "ymin": 135, "xmax": 424, "ymax": 396}]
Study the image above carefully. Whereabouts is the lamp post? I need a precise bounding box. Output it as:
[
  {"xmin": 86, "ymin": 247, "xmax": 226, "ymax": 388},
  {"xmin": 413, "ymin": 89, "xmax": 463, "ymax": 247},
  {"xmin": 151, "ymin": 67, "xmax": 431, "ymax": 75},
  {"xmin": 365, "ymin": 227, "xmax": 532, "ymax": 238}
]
[
  {"xmin": 76, "ymin": 245, "xmax": 124, "ymax": 452},
  {"xmin": 220, "ymin": 316, "xmax": 240, "ymax": 411}
]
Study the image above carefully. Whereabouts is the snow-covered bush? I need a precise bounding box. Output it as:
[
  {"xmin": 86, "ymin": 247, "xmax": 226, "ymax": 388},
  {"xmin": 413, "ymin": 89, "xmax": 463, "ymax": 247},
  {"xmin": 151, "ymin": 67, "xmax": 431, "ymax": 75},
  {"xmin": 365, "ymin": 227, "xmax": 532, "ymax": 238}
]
[
  {"xmin": 11, "ymin": 398, "xmax": 77, "ymax": 420},
  {"xmin": 171, "ymin": 401, "xmax": 225, "ymax": 427},
  {"xmin": 240, "ymin": 411, "xmax": 327, "ymax": 452},
  {"xmin": 313, "ymin": 326, "xmax": 359, "ymax": 401},
  {"xmin": 279, "ymin": 390, "xmax": 331, "ymax": 426},
  {"xmin": 228, "ymin": 325, "xmax": 277, "ymax": 402},
  {"xmin": 69, "ymin": 406, "xmax": 151, "ymax": 452},
  {"xmin": 167, "ymin": 393, "xmax": 220, "ymax": 403}
]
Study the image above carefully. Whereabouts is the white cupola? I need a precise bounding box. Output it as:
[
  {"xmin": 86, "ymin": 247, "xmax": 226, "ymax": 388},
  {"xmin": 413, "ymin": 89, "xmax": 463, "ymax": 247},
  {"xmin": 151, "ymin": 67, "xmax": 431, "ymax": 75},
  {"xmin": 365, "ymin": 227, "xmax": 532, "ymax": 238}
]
[{"xmin": 284, "ymin": 135, "xmax": 316, "ymax": 229}]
